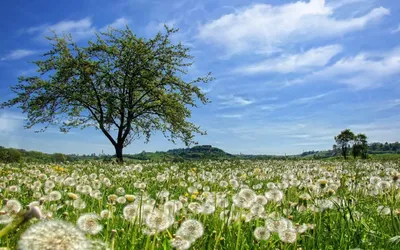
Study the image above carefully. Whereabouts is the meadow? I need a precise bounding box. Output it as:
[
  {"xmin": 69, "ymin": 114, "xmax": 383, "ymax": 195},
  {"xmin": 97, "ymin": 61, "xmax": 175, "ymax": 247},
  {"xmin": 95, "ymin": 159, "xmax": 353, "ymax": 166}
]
[{"xmin": 0, "ymin": 159, "xmax": 400, "ymax": 250}]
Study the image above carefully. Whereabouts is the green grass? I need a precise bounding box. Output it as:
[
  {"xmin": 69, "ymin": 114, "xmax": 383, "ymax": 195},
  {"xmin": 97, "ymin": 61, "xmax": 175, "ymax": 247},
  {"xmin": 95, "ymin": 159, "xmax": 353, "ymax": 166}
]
[{"xmin": 1, "ymin": 160, "xmax": 400, "ymax": 249}]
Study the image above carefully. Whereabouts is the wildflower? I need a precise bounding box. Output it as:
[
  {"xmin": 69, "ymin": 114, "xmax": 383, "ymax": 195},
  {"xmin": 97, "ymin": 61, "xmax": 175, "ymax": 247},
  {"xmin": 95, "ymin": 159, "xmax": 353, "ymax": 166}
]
[
  {"xmin": 266, "ymin": 218, "xmax": 290, "ymax": 233},
  {"xmin": 188, "ymin": 202, "xmax": 203, "ymax": 214},
  {"xmin": 145, "ymin": 210, "xmax": 174, "ymax": 233},
  {"xmin": 176, "ymin": 219, "xmax": 204, "ymax": 243},
  {"xmin": 233, "ymin": 188, "xmax": 257, "ymax": 208},
  {"xmin": 5, "ymin": 199, "xmax": 22, "ymax": 214},
  {"xmin": 73, "ymin": 199, "xmax": 86, "ymax": 210},
  {"xmin": 123, "ymin": 204, "xmax": 138, "ymax": 221},
  {"xmin": 279, "ymin": 229, "xmax": 297, "ymax": 243},
  {"xmin": 201, "ymin": 202, "xmax": 216, "ymax": 215},
  {"xmin": 67, "ymin": 193, "xmax": 79, "ymax": 200},
  {"xmin": 170, "ymin": 235, "xmax": 191, "ymax": 250},
  {"xmin": 117, "ymin": 196, "xmax": 127, "ymax": 204},
  {"xmin": 18, "ymin": 220, "xmax": 92, "ymax": 250},
  {"xmin": 100, "ymin": 210, "xmax": 111, "ymax": 219},
  {"xmin": 125, "ymin": 194, "xmax": 135, "ymax": 202},
  {"xmin": 48, "ymin": 191, "xmax": 62, "ymax": 201},
  {"xmin": 116, "ymin": 187, "xmax": 125, "ymax": 196},
  {"xmin": 265, "ymin": 189, "xmax": 284, "ymax": 202},
  {"xmin": 254, "ymin": 226, "xmax": 271, "ymax": 241},
  {"xmin": 77, "ymin": 213, "xmax": 103, "ymax": 235}
]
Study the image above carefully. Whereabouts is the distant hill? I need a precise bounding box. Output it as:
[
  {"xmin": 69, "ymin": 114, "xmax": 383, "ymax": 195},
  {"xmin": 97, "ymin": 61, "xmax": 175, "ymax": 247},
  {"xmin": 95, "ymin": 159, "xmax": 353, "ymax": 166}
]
[{"xmin": 125, "ymin": 145, "xmax": 235, "ymax": 162}]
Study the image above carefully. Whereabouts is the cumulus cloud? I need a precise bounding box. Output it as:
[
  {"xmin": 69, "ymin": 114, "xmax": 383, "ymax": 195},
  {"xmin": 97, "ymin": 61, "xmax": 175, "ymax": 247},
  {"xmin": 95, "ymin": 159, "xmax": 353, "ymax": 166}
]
[
  {"xmin": 1, "ymin": 49, "xmax": 38, "ymax": 61},
  {"xmin": 198, "ymin": 0, "xmax": 389, "ymax": 56},
  {"xmin": 236, "ymin": 44, "xmax": 342, "ymax": 74}
]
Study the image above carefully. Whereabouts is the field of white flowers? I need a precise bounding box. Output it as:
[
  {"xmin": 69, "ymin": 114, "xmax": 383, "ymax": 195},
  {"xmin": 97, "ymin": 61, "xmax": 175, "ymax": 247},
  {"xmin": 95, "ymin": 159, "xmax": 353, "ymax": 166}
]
[{"xmin": 0, "ymin": 160, "xmax": 400, "ymax": 249}]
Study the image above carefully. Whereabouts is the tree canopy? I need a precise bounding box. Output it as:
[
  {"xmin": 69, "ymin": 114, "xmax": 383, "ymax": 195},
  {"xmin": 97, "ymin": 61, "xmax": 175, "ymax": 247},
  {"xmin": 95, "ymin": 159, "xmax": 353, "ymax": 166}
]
[
  {"xmin": 334, "ymin": 129, "xmax": 355, "ymax": 160},
  {"xmin": 334, "ymin": 129, "xmax": 369, "ymax": 159},
  {"xmin": 1, "ymin": 26, "xmax": 213, "ymax": 162}
]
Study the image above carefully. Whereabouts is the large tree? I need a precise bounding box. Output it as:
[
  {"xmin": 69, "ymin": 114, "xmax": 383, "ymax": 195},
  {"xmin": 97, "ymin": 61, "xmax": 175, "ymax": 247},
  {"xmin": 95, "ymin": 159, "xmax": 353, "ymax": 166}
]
[
  {"xmin": 1, "ymin": 26, "xmax": 213, "ymax": 162},
  {"xmin": 334, "ymin": 129, "xmax": 355, "ymax": 160}
]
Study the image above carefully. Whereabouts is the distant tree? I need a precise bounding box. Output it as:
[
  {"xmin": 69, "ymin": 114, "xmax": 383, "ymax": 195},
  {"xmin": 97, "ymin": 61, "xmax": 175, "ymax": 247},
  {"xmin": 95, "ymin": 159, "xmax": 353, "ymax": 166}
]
[
  {"xmin": 355, "ymin": 134, "xmax": 368, "ymax": 159},
  {"xmin": 0, "ymin": 26, "xmax": 213, "ymax": 163},
  {"xmin": 334, "ymin": 129, "xmax": 355, "ymax": 160},
  {"xmin": 332, "ymin": 145, "xmax": 339, "ymax": 156},
  {"xmin": 0, "ymin": 148, "xmax": 22, "ymax": 163},
  {"xmin": 53, "ymin": 153, "xmax": 67, "ymax": 163}
]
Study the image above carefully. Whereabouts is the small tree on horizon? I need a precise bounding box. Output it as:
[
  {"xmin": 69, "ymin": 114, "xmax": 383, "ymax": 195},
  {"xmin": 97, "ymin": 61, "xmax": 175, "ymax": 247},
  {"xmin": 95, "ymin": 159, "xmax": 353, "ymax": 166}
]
[
  {"xmin": 334, "ymin": 129, "xmax": 355, "ymax": 160},
  {"xmin": 1, "ymin": 26, "xmax": 213, "ymax": 163},
  {"xmin": 354, "ymin": 133, "xmax": 368, "ymax": 159}
]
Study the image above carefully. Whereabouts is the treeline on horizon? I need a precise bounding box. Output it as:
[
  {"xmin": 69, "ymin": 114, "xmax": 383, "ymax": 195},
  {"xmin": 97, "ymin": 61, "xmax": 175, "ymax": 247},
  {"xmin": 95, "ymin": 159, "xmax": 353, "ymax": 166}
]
[{"xmin": 0, "ymin": 142, "xmax": 399, "ymax": 164}]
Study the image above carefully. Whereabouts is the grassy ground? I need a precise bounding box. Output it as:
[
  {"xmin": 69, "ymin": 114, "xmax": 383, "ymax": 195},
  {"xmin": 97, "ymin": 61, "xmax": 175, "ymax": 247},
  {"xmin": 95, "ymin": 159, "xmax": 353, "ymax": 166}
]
[{"xmin": 1, "ymin": 160, "xmax": 400, "ymax": 249}]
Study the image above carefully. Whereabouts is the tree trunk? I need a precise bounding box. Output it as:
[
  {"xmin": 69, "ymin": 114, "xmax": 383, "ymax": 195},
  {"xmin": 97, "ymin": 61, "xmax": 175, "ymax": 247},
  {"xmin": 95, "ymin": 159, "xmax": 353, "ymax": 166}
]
[{"xmin": 115, "ymin": 144, "xmax": 124, "ymax": 163}]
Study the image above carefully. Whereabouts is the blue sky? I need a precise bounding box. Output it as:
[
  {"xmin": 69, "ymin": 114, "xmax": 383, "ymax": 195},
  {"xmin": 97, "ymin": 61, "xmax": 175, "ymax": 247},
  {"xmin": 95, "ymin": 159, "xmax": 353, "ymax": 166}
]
[{"xmin": 0, "ymin": 0, "xmax": 400, "ymax": 155}]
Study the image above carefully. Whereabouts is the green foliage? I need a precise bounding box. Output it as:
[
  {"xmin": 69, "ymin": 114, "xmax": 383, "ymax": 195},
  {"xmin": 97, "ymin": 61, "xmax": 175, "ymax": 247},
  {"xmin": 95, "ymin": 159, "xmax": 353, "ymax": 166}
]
[
  {"xmin": 353, "ymin": 133, "xmax": 368, "ymax": 159},
  {"xmin": 0, "ymin": 147, "xmax": 22, "ymax": 163},
  {"xmin": 334, "ymin": 129, "xmax": 355, "ymax": 159},
  {"xmin": 52, "ymin": 153, "xmax": 67, "ymax": 163},
  {"xmin": 1, "ymin": 26, "xmax": 213, "ymax": 163}
]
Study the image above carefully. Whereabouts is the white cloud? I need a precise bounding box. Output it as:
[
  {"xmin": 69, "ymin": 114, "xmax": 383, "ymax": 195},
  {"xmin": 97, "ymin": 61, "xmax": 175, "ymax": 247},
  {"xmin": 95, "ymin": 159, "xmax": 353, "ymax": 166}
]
[
  {"xmin": 391, "ymin": 24, "xmax": 400, "ymax": 34},
  {"xmin": 0, "ymin": 112, "xmax": 25, "ymax": 133},
  {"xmin": 25, "ymin": 17, "xmax": 130, "ymax": 42},
  {"xmin": 328, "ymin": 0, "xmax": 371, "ymax": 9},
  {"xmin": 26, "ymin": 17, "xmax": 94, "ymax": 41},
  {"xmin": 237, "ymin": 45, "xmax": 342, "ymax": 74},
  {"xmin": 146, "ymin": 19, "xmax": 177, "ymax": 35},
  {"xmin": 261, "ymin": 91, "xmax": 333, "ymax": 111},
  {"xmin": 217, "ymin": 114, "xmax": 243, "ymax": 119},
  {"xmin": 218, "ymin": 95, "xmax": 254, "ymax": 107},
  {"xmin": 100, "ymin": 17, "xmax": 131, "ymax": 32},
  {"xmin": 198, "ymin": 0, "xmax": 389, "ymax": 55},
  {"xmin": 291, "ymin": 46, "xmax": 400, "ymax": 89},
  {"xmin": 1, "ymin": 49, "xmax": 38, "ymax": 61}
]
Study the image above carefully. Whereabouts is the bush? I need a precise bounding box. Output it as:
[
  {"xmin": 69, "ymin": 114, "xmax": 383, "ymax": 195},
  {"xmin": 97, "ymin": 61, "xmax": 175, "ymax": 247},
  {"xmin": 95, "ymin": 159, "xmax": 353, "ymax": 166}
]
[
  {"xmin": 0, "ymin": 148, "xmax": 22, "ymax": 163},
  {"xmin": 52, "ymin": 153, "xmax": 67, "ymax": 163}
]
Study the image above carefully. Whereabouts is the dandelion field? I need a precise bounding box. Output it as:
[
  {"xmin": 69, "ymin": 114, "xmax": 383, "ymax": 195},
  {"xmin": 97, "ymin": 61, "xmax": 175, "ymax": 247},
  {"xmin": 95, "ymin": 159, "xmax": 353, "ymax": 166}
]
[{"xmin": 1, "ymin": 160, "xmax": 400, "ymax": 250}]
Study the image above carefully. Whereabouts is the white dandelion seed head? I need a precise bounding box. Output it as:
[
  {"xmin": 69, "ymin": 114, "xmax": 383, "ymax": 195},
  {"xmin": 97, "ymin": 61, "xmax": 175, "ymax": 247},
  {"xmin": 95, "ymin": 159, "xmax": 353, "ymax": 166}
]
[
  {"xmin": 100, "ymin": 209, "xmax": 111, "ymax": 219},
  {"xmin": 145, "ymin": 210, "xmax": 174, "ymax": 232},
  {"xmin": 201, "ymin": 202, "xmax": 216, "ymax": 215},
  {"xmin": 188, "ymin": 202, "xmax": 203, "ymax": 214},
  {"xmin": 170, "ymin": 235, "xmax": 191, "ymax": 250},
  {"xmin": 116, "ymin": 196, "xmax": 127, "ymax": 204},
  {"xmin": 18, "ymin": 220, "xmax": 92, "ymax": 250},
  {"xmin": 255, "ymin": 195, "xmax": 268, "ymax": 205},
  {"xmin": 116, "ymin": 187, "xmax": 125, "ymax": 196},
  {"xmin": 77, "ymin": 213, "xmax": 103, "ymax": 235},
  {"xmin": 73, "ymin": 199, "xmax": 86, "ymax": 210},
  {"xmin": 176, "ymin": 219, "xmax": 204, "ymax": 243},
  {"xmin": 0, "ymin": 214, "xmax": 13, "ymax": 224},
  {"xmin": 123, "ymin": 204, "xmax": 138, "ymax": 221},
  {"xmin": 266, "ymin": 218, "xmax": 289, "ymax": 233},
  {"xmin": 254, "ymin": 226, "xmax": 271, "ymax": 241},
  {"xmin": 5, "ymin": 199, "xmax": 22, "ymax": 214},
  {"xmin": 63, "ymin": 177, "xmax": 76, "ymax": 187},
  {"xmin": 278, "ymin": 229, "xmax": 297, "ymax": 243},
  {"xmin": 265, "ymin": 189, "xmax": 284, "ymax": 202},
  {"xmin": 49, "ymin": 191, "xmax": 62, "ymax": 201}
]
